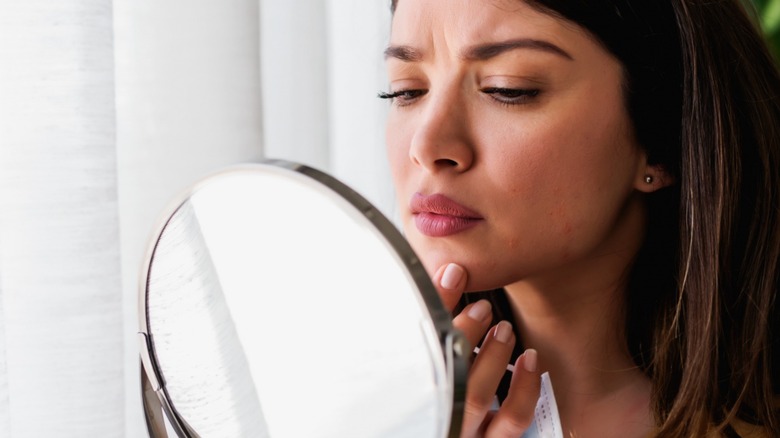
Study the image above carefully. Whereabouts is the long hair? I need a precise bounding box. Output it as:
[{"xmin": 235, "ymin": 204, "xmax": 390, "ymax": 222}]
[
  {"xmin": 516, "ymin": 1, "xmax": 780, "ymax": 435},
  {"xmin": 390, "ymin": 0, "xmax": 780, "ymax": 435}
]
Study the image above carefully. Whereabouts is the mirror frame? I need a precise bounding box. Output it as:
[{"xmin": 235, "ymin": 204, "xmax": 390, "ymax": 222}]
[{"xmin": 138, "ymin": 159, "xmax": 468, "ymax": 438}]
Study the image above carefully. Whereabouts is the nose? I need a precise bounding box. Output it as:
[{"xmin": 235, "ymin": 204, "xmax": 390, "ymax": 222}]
[{"xmin": 409, "ymin": 88, "xmax": 474, "ymax": 174}]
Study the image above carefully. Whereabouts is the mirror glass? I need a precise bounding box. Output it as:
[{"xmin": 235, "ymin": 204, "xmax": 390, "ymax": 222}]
[{"xmin": 139, "ymin": 162, "xmax": 465, "ymax": 437}]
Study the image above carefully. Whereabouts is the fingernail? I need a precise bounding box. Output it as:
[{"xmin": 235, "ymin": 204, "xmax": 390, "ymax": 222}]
[
  {"xmin": 494, "ymin": 321, "xmax": 513, "ymax": 344},
  {"xmin": 466, "ymin": 299, "xmax": 491, "ymax": 321},
  {"xmin": 523, "ymin": 349, "xmax": 538, "ymax": 373},
  {"xmin": 440, "ymin": 263, "xmax": 464, "ymax": 290}
]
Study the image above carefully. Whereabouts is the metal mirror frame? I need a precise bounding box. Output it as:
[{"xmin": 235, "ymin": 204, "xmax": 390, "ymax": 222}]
[{"xmin": 138, "ymin": 159, "xmax": 468, "ymax": 438}]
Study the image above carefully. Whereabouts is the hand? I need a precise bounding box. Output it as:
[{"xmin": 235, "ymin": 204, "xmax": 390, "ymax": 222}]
[{"xmin": 432, "ymin": 263, "xmax": 542, "ymax": 438}]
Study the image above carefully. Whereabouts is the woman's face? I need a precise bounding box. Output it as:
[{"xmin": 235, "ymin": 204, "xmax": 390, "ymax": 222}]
[{"xmin": 386, "ymin": 0, "xmax": 650, "ymax": 292}]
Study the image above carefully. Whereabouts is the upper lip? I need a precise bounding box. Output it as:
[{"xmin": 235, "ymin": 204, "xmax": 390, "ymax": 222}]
[{"xmin": 410, "ymin": 193, "xmax": 483, "ymax": 218}]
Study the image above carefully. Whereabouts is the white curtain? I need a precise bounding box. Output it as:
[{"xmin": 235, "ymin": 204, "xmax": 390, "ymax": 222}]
[
  {"xmin": 261, "ymin": 0, "xmax": 394, "ymax": 213},
  {"xmin": 0, "ymin": 0, "xmax": 392, "ymax": 436}
]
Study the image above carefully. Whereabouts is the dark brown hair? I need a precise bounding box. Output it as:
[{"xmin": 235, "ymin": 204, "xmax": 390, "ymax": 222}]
[{"xmin": 390, "ymin": 0, "xmax": 780, "ymax": 436}]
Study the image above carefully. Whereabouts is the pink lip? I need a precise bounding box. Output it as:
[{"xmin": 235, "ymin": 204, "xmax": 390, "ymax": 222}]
[{"xmin": 410, "ymin": 193, "xmax": 483, "ymax": 237}]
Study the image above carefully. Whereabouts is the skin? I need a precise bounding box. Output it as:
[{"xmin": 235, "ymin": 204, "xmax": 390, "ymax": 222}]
[{"xmin": 385, "ymin": 0, "xmax": 672, "ymax": 436}]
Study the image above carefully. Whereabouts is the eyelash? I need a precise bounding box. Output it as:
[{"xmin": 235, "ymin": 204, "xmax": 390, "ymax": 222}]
[
  {"xmin": 377, "ymin": 87, "xmax": 540, "ymax": 107},
  {"xmin": 377, "ymin": 89, "xmax": 427, "ymax": 107},
  {"xmin": 481, "ymin": 87, "xmax": 540, "ymax": 105}
]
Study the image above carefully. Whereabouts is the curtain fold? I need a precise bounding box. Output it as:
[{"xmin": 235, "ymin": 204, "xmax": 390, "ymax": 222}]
[
  {"xmin": 113, "ymin": 1, "xmax": 264, "ymax": 435},
  {"xmin": 0, "ymin": 1, "xmax": 124, "ymax": 436},
  {"xmin": 325, "ymin": 0, "xmax": 395, "ymax": 218},
  {"xmin": 261, "ymin": 0, "xmax": 394, "ymax": 217},
  {"xmin": 0, "ymin": 0, "xmax": 388, "ymax": 435},
  {"xmin": 259, "ymin": 0, "xmax": 330, "ymax": 171}
]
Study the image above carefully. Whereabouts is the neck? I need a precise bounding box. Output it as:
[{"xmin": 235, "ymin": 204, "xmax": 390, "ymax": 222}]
[
  {"xmin": 505, "ymin": 262, "xmax": 642, "ymax": 403},
  {"xmin": 503, "ymin": 194, "xmax": 654, "ymax": 437}
]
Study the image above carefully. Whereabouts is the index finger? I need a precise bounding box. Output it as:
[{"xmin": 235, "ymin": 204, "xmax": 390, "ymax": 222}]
[{"xmin": 432, "ymin": 263, "xmax": 467, "ymax": 311}]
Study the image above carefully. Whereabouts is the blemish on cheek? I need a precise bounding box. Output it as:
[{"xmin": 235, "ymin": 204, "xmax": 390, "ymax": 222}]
[{"xmin": 547, "ymin": 204, "xmax": 565, "ymax": 220}]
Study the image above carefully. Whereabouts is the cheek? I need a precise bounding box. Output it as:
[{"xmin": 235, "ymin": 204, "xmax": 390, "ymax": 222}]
[
  {"xmin": 481, "ymin": 126, "xmax": 568, "ymax": 200},
  {"xmin": 482, "ymin": 116, "xmax": 638, "ymax": 255},
  {"xmin": 386, "ymin": 119, "xmax": 411, "ymax": 188},
  {"xmin": 489, "ymin": 102, "xmax": 638, "ymax": 197},
  {"xmin": 386, "ymin": 118, "xmax": 419, "ymax": 239}
]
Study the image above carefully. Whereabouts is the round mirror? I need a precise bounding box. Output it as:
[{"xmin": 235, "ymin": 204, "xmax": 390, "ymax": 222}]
[{"xmin": 138, "ymin": 160, "xmax": 467, "ymax": 438}]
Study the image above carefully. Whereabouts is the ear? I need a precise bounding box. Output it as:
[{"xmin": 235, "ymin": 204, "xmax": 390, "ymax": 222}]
[{"xmin": 635, "ymin": 162, "xmax": 675, "ymax": 193}]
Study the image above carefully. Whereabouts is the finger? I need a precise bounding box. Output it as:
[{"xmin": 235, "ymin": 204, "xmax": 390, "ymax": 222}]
[
  {"xmin": 432, "ymin": 263, "xmax": 467, "ymax": 311},
  {"xmin": 461, "ymin": 321, "xmax": 516, "ymax": 437},
  {"xmin": 452, "ymin": 299, "xmax": 493, "ymax": 350},
  {"xmin": 485, "ymin": 349, "xmax": 541, "ymax": 438}
]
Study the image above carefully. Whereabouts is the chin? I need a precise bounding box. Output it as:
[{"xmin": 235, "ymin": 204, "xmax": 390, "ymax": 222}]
[
  {"xmin": 411, "ymin": 245, "xmax": 506, "ymax": 292},
  {"xmin": 462, "ymin": 272, "xmax": 508, "ymax": 293}
]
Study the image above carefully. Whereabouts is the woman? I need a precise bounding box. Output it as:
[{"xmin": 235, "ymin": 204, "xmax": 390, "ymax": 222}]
[{"xmin": 381, "ymin": 0, "xmax": 780, "ymax": 436}]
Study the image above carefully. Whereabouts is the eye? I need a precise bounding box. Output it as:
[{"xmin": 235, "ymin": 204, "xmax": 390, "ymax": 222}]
[
  {"xmin": 377, "ymin": 89, "xmax": 427, "ymax": 107},
  {"xmin": 481, "ymin": 87, "xmax": 540, "ymax": 105}
]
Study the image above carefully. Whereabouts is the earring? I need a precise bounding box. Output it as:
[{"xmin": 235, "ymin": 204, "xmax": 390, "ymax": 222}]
[{"xmin": 644, "ymin": 175, "xmax": 654, "ymax": 184}]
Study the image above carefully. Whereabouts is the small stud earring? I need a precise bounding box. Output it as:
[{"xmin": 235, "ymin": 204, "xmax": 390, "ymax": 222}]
[{"xmin": 644, "ymin": 175, "xmax": 654, "ymax": 184}]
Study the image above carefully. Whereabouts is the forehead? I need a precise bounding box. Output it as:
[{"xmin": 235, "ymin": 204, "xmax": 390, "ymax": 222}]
[{"xmin": 390, "ymin": 0, "xmax": 585, "ymax": 53}]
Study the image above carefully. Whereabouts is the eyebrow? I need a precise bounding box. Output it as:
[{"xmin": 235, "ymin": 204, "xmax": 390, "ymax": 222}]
[
  {"xmin": 384, "ymin": 38, "xmax": 573, "ymax": 62},
  {"xmin": 464, "ymin": 39, "xmax": 573, "ymax": 61},
  {"xmin": 384, "ymin": 45, "xmax": 423, "ymax": 62}
]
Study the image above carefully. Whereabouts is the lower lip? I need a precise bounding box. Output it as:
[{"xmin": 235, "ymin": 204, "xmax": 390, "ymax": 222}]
[{"xmin": 414, "ymin": 213, "xmax": 482, "ymax": 237}]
